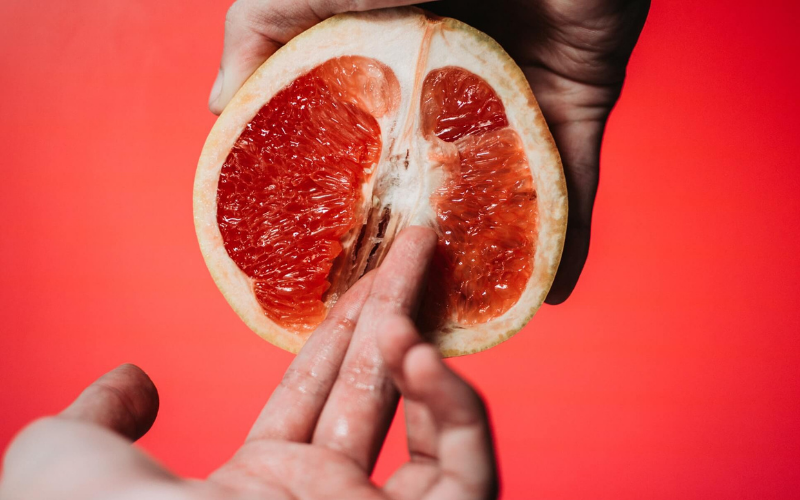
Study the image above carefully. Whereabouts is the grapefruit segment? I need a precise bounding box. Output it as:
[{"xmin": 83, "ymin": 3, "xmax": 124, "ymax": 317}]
[
  {"xmin": 195, "ymin": 8, "xmax": 567, "ymax": 356},
  {"xmin": 216, "ymin": 56, "xmax": 396, "ymax": 331},
  {"xmin": 420, "ymin": 67, "xmax": 537, "ymax": 327}
]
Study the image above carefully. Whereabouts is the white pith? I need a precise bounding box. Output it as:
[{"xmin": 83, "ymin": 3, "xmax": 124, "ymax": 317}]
[{"xmin": 194, "ymin": 8, "xmax": 567, "ymax": 356}]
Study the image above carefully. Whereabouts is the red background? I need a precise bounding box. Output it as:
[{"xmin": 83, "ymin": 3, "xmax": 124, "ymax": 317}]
[{"xmin": 1, "ymin": 1, "xmax": 799, "ymax": 498}]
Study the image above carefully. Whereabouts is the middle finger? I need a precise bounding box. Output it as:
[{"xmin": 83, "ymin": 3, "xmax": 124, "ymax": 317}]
[{"xmin": 312, "ymin": 226, "xmax": 438, "ymax": 472}]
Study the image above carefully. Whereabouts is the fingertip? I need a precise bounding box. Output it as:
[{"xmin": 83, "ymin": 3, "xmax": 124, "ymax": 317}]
[
  {"xmin": 545, "ymin": 222, "xmax": 590, "ymax": 304},
  {"xmin": 402, "ymin": 343, "xmax": 444, "ymax": 390},
  {"xmin": 112, "ymin": 364, "xmax": 159, "ymax": 408},
  {"xmin": 208, "ymin": 68, "xmax": 224, "ymax": 115},
  {"xmin": 409, "ymin": 224, "xmax": 438, "ymax": 243},
  {"xmin": 544, "ymin": 285, "xmax": 572, "ymax": 305},
  {"xmin": 116, "ymin": 363, "xmax": 155, "ymax": 383},
  {"xmin": 397, "ymin": 225, "xmax": 438, "ymax": 259}
]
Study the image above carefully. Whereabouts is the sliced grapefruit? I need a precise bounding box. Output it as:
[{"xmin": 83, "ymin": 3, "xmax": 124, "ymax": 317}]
[{"xmin": 194, "ymin": 7, "xmax": 567, "ymax": 356}]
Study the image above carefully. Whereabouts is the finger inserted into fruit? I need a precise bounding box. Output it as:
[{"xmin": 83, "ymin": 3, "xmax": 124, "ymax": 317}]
[{"xmin": 194, "ymin": 7, "xmax": 567, "ymax": 357}]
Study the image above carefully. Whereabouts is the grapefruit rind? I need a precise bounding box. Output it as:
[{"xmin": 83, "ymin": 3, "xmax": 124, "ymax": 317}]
[{"xmin": 194, "ymin": 7, "xmax": 567, "ymax": 357}]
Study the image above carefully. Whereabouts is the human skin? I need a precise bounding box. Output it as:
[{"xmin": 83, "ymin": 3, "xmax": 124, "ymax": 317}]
[
  {"xmin": 207, "ymin": 0, "xmax": 650, "ymax": 303},
  {"xmin": 0, "ymin": 227, "xmax": 499, "ymax": 500}
]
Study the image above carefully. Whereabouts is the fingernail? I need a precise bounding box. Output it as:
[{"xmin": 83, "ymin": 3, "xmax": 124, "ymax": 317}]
[{"xmin": 209, "ymin": 68, "xmax": 224, "ymax": 107}]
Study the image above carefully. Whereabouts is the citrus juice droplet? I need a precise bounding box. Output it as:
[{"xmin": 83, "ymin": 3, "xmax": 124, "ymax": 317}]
[
  {"xmin": 421, "ymin": 67, "xmax": 538, "ymax": 327},
  {"xmin": 216, "ymin": 57, "xmax": 394, "ymax": 331}
]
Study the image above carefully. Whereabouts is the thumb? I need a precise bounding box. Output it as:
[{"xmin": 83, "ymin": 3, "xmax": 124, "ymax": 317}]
[
  {"xmin": 208, "ymin": 0, "xmax": 282, "ymax": 114},
  {"xmin": 61, "ymin": 363, "xmax": 160, "ymax": 441},
  {"xmin": 0, "ymin": 366, "xmax": 166, "ymax": 499},
  {"xmin": 209, "ymin": 0, "xmax": 434, "ymax": 114}
]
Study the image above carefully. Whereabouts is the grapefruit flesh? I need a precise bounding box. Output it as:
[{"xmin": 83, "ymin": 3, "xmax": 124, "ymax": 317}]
[
  {"xmin": 420, "ymin": 68, "xmax": 537, "ymax": 328},
  {"xmin": 195, "ymin": 8, "xmax": 567, "ymax": 355},
  {"xmin": 217, "ymin": 58, "xmax": 536, "ymax": 332},
  {"xmin": 216, "ymin": 57, "xmax": 395, "ymax": 331}
]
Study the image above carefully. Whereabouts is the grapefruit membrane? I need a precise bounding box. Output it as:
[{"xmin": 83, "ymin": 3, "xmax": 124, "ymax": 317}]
[{"xmin": 195, "ymin": 7, "xmax": 567, "ymax": 356}]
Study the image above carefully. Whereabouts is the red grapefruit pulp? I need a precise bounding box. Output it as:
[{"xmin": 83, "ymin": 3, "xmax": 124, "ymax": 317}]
[
  {"xmin": 420, "ymin": 68, "xmax": 538, "ymax": 328},
  {"xmin": 217, "ymin": 57, "xmax": 394, "ymax": 331}
]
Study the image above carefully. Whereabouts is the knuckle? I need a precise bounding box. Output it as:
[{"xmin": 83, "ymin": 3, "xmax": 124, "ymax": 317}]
[
  {"xmin": 324, "ymin": 313, "xmax": 357, "ymax": 334},
  {"xmin": 367, "ymin": 287, "xmax": 406, "ymax": 311},
  {"xmin": 279, "ymin": 366, "xmax": 327, "ymax": 396},
  {"xmin": 335, "ymin": 359, "xmax": 390, "ymax": 394}
]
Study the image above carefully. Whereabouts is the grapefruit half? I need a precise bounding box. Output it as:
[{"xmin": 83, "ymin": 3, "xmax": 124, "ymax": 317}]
[{"xmin": 194, "ymin": 7, "xmax": 567, "ymax": 356}]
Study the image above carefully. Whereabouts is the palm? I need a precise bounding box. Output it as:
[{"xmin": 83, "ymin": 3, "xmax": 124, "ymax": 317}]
[
  {"xmin": 213, "ymin": 441, "xmax": 382, "ymax": 499},
  {"xmin": 212, "ymin": 439, "xmax": 439, "ymax": 499},
  {"xmin": 426, "ymin": 0, "xmax": 650, "ymax": 302}
]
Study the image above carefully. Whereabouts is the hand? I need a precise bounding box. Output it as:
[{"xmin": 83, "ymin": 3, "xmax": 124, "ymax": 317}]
[
  {"xmin": 0, "ymin": 227, "xmax": 498, "ymax": 500},
  {"xmin": 207, "ymin": 0, "xmax": 649, "ymax": 303},
  {"xmin": 424, "ymin": 0, "xmax": 650, "ymax": 302}
]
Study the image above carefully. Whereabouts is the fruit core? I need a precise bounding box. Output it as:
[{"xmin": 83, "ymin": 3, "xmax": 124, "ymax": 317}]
[{"xmin": 217, "ymin": 56, "xmax": 537, "ymax": 333}]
